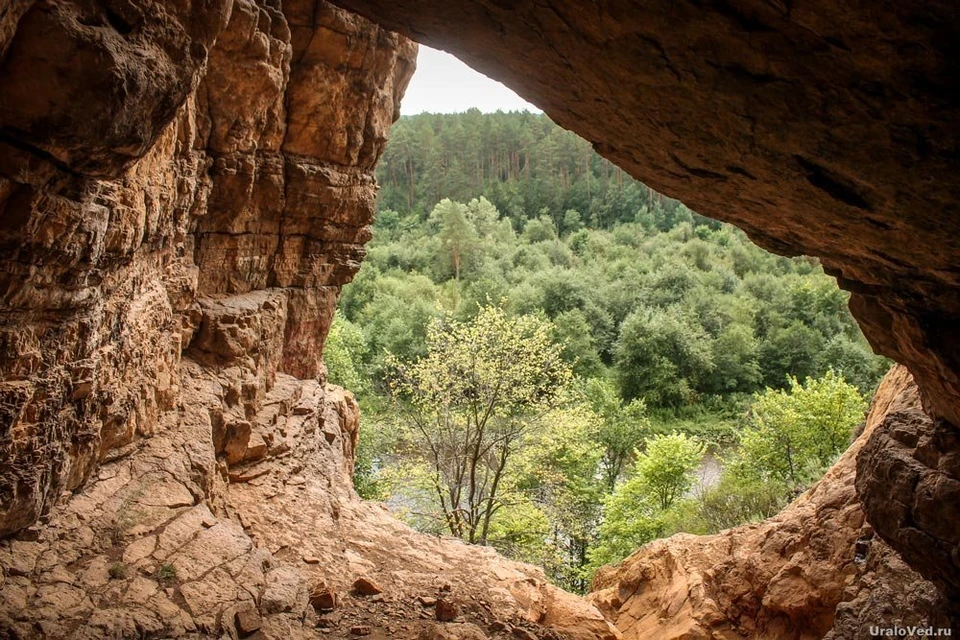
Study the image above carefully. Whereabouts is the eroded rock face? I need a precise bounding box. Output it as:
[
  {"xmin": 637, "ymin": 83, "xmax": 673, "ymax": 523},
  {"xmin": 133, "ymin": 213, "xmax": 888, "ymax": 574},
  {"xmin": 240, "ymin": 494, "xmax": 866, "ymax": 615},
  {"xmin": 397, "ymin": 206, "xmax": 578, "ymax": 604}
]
[
  {"xmin": 0, "ymin": 2, "xmax": 620, "ymax": 638},
  {"xmin": 589, "ymin": 366, "xmax": 954, "ymax": 639},
  {"xmin": 0, "ymin": 0, "xmax": 414, "ymax": 537},
  {"xmin": 856, "ymin": 384, "xmax": 960, "ymax": 605}
]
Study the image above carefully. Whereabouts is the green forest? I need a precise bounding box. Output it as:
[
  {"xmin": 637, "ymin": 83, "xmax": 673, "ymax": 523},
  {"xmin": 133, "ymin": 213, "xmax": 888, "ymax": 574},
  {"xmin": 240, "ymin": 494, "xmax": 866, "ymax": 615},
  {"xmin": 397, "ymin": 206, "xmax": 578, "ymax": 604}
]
[{"xmin": 326, "ymin": 111, "xmax": 889, "ymax": 593}]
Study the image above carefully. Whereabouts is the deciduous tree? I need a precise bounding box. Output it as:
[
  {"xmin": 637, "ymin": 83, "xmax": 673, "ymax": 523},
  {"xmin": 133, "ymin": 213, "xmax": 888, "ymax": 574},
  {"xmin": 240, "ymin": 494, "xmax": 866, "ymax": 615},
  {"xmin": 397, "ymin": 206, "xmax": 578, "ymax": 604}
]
[{"xmin": 387, "ymin": 304, "xmax": 572, "ymax": 544}]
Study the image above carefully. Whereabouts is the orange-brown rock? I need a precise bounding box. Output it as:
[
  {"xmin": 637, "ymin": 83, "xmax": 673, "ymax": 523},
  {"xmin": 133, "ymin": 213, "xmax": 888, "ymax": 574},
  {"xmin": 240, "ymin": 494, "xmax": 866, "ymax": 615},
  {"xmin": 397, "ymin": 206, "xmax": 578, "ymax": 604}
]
[
  {"xmin": 589, "ymin": 366, "xmax": 952, "ymax": 639},
  {"xmin": 0, "ymin": 0, "xmax": 413, "ymax": 537},
  {"xmin": 0, "ymin": 5, "xmax": 621, "ymax": 637},
  {"xmin": 856, "ymin": 378, "xmax": 960, "ymax": 605}
]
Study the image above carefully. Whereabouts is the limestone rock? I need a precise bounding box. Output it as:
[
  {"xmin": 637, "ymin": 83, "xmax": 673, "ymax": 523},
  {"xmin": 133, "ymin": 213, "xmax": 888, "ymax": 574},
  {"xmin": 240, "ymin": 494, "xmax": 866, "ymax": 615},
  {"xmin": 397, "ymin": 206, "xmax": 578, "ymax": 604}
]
[
  {"xmin": 856, "ymin": 377, "xmax": 960, "ymax": 604},
  {"xmin": 0, "ymin": 0, "xmax": 414, "ymax": 539},
  {"xmin": 354, "ymin": 576, "xmax": 384, "ymax": 596},
  {"xmin": 419, "ymin": 622, "xmax": 489, "ymax": 640},
  {"xmin": 310, "ymin": 584, "xmax": 338, "ymax": 611},
  {"xmin": 235, "ymin": 606, "xmax": 262, "ymax": 637}
]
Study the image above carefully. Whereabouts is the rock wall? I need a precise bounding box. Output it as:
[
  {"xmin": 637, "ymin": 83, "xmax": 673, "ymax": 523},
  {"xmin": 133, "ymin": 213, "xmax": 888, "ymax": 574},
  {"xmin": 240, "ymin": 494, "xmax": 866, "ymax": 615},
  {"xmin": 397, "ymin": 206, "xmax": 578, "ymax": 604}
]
[
  {"xmin": 0, "ymin": 2, "xmax": 620, "ymax": 638},
  {"xmin": 589, "ymin": 366, "xmax": 954, "ymax": 639},
  {"xmin": 856, "ymin": 382, "xmax": 960, "ymax": 606},
  {"xmin": 0, "ymin": 0, "xmax": 411, "ymax": 537}
]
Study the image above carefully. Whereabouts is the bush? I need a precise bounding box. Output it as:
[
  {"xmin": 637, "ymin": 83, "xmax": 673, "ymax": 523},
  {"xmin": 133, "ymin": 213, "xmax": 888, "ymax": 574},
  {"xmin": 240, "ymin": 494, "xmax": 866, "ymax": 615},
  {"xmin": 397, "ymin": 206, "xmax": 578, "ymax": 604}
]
[
  {"xmin": 740, "ymin": 370, "xmax": 866, "ymax": 487},
  {"xmin": 589, "ymin": 433, "xmax": 704, "ymax": 570},
  {"xmin": 155, "ymin": 564, "xmax": 177, "ymax": 583},
  {"xmin": 669, "ymin": 469, "xmax": 789, "ymax": 534}
]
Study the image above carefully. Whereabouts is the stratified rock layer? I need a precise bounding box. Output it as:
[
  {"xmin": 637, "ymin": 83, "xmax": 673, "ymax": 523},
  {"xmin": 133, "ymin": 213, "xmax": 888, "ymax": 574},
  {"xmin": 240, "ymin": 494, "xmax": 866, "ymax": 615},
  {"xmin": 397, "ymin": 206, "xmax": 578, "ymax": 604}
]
[
  {"xmin": 0, "ymin": 2, "xmax": 619, "ymax": 638},
  {"xmin": 0, "ymin": 0, "xmax": 413, "ymax": 538},
  {"xmin": 589, "ymin": 366, "xmax": 953, "ymax": 639}
]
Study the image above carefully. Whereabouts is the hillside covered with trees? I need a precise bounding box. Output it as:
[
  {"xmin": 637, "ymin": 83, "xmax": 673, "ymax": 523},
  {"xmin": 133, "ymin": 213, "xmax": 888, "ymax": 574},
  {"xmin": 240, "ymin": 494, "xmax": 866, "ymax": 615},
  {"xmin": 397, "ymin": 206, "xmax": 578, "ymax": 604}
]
[{"xmin": 326, "ymin": 111, "xmax": 889, "ymax": 592}]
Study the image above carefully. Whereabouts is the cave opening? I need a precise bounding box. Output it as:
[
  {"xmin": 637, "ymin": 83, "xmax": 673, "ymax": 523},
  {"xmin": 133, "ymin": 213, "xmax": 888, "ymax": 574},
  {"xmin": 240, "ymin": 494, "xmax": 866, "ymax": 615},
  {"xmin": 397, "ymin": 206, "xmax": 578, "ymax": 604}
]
[
  {"xmin": 322, "ymin": 3, "xmax": 960, "ymax": 631},
  {"xmin": 338, "ymin": 42, "xmax": 893, "ymax": 612},
  {"xmin": 0, "ymin": 1, "xmax": 958, "ymax": 637}
]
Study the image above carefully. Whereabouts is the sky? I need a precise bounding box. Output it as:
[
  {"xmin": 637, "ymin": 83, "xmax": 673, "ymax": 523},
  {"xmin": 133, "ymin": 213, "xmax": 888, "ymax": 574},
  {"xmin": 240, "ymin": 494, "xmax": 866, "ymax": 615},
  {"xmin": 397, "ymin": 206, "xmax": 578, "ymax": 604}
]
[{"xmin": 400, "ymin": 46, "xmax": 541, "ymax": 115}]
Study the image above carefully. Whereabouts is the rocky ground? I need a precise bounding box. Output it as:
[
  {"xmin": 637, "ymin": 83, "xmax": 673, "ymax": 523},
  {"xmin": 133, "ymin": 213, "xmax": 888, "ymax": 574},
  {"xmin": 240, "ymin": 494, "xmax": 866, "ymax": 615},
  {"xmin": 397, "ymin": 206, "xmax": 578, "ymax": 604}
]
[
  {"xmin": 0, "ymin": 364, "xmax": 617, "ymax": 639},
  {"xmin": 0, "ymin": 289, "xmax": 618, "ymax": 638}
]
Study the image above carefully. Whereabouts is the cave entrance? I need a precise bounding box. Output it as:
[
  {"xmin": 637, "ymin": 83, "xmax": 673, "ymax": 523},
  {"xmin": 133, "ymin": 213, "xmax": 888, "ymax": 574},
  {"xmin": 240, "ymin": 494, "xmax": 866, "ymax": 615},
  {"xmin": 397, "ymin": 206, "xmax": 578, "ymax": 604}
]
[
  {"xmin": 332, "ymin": 42, "xmax": 889, "ymax": 601},
  {"xmin": 323, "ymin": 4, "xmax": 960, "ymax": 622}
]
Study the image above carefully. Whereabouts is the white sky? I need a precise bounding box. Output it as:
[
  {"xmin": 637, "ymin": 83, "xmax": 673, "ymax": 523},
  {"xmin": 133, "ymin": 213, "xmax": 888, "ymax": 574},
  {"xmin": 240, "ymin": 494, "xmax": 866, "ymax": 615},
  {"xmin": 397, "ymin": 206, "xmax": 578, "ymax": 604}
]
[{"xmin": 400, "ymin": 46, "xmax": 541, "ymax": 115}]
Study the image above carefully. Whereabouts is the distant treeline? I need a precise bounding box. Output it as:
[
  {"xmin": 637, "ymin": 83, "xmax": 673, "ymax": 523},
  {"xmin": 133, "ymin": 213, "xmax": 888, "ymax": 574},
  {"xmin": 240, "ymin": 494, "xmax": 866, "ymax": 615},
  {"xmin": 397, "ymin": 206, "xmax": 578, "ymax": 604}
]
[{"xmin": 376, "ymin": 110, "xmax": 705, "ymax": 231}]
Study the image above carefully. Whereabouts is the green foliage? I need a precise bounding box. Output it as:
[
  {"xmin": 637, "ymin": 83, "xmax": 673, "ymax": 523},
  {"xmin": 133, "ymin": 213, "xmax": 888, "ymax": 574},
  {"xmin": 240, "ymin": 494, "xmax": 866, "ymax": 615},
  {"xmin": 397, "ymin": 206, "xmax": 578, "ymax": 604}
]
[
  {"xmin": 740, "ymin": 371, "xmax": 867, "ymax": 486},
  {"xmin": 704, "ymin": 324, "xmax": 763, "ymax": 394},
  {"xmin": 484, "ymin": 500, "xmax": 553, "ymax": 566},
  {"xmin": 377, "ymin": 111, "xmax": 652, "ymax": 229},
  {"xmin": 500, "ymin": 406, "xmax": 606, "ymax": 592},
  {"xmin": 551, "ymin": 310, "xmax": 603, "ymax": 378},
  {"xmin": 759, "ymin": 321, "xmax": 824, "ymax": 387},
  {"xmin": 341, "ymin": 110, "xmax": 891, "ymax": 588},
  {"xmin": 665, "ymin": 470, "xmax": 789, "ymax": 535},
  {"xmin": 582, "ymin": 378, "xmax": 652, "ymax": 491},
  {"xmin": 346, "ymin": 168, "xmax": 886, "ymax": 406},
  {"xmin": 634, "ymin": 433, "xmax": 707, "ymax": 511},
  {"xmin": 352, "ymin": 410, "xmax": 394, "ymax": 501},
  {"xmin": 817, "ymin": 334, "xmax": 890, "ymax": 395},
  {"xmin": 387, "ymin": 304, "xmax": 572, "ymax": 544},
  {"xmin": 155, "ymin": 564, "xmax": 177, "ymax": 583},
  {"xmin": 589, "ymin": 433, "xmax": 705, "ymax": 569},
  {"xmin": 615, "ymin": 307, "xmax": 714, "ymax": 406},
  {"xmin": 353, "ymin": 272, "xmax": 443, "ymax": 371},
  {"xmin": 324, "ymin": 314, "xmax": 369, "ymax": 394},
  {"xmin": 108, "ymin": 562, "xmax": 127, "ymax": 580},
  {"xmin": 430, "ymin": 198, "xmax": 481, "ymax": 281}
]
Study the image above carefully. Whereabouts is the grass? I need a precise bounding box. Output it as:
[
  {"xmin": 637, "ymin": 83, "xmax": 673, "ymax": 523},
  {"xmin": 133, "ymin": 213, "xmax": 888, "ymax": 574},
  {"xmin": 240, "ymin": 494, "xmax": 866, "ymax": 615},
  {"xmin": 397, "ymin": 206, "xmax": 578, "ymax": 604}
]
[
  {"xmin": 155, "ymin": 563, "xmax": 177, "ymax": 583},
  {"xmin": 108, "ymin": 562, "xmax": 127, "ymax": 580}
]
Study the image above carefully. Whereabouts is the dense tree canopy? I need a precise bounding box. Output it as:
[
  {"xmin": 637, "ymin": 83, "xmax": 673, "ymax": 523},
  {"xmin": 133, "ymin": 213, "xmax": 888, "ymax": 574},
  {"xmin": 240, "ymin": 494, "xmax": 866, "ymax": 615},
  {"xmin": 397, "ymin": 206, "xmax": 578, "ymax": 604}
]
[
  {"xmin": 377, "ymin": 111, "xmax": 661, "ymax": 231},
  {"xmin": 327, "ymin": 111, "xmax": 888, "ymax": 592}
]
